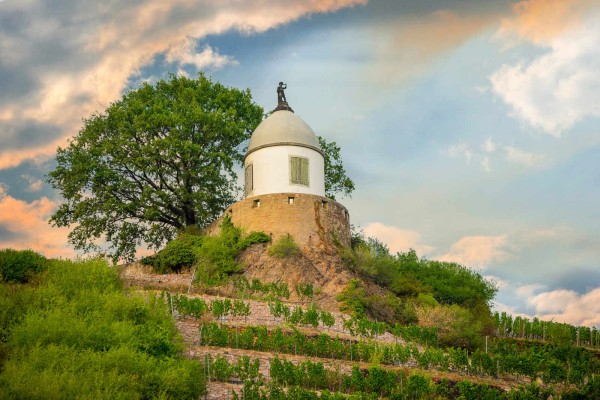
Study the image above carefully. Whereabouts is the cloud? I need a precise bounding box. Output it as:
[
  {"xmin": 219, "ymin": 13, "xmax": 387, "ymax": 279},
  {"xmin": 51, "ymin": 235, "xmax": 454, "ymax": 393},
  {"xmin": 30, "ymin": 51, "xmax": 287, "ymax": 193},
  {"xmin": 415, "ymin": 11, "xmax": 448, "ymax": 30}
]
[
  {"xmin": 446, "ymin": 142, "xmax": 472, "ymax": 164},
  {"xmin": 439, "ymin": 235, "xmax": 513, "ymax": 269},
  {"xmin": 447, "ymin": 138, "xmax": 546, "ymax": 170},
  {"xmin": 527, "ymin": 289, "xmax": 579, "ymax": 314},
  {"xmin": 370, "ymin": 9, "xmax": 499, "ymax": 86},
  {"xmin": 481, "ymin": 156, "xmax": 491, "ymax": 172},
  {"xmin": 492, "ymin": 301, "xmax": 534, "ymax": 320},
  {"xmin": 165, "ymin": 39, "xmax": 237, "ymax": 70},
  {"xmin": 526, "ymin": 287, "xmax": 600, "ymax": 326},
  {"xmin": 363, "ymin": 222, "xmax": 434, "ymax": 255},
  {"xmin": 481, "ymin": 137, "xmax": 496, "ymax": 153},
  {"xmin": 491, "ymin": 5, "xmax": 600, "ymax": 135},
  {"xmin": 496, "ymin": 0, "xmax": 599, "ymax": 45},
  {"xmin": 504, "ymin": 145, "xmax": 547, "ymax": 167},
  {"xmin": 0, "ymin": 0, "xmax": 367, "ymax": 169},
  {"xmin": 515, "ymin": 283, "xmax": 546, "ymax": 299},
  {"xmin": 0, "ymin": 188, "xmax": 74, "ymax": 259},
  {"xmin": 20, "ymin": 174, "xmax": 43, "ymax": 192}
]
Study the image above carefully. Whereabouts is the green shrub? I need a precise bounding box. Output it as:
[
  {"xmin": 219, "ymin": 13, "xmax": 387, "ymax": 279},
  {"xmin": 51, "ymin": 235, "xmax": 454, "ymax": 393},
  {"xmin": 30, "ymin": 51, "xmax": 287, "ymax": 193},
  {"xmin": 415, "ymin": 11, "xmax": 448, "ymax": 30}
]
[
  {"xmin": 152, "ymin": 234, "xmax": 203, "ymax": 273},
  {"xmin": 269, "ymin": 234, "xmax": 300, "ymax": 258},
  {"xmin": 0, "ymin": 249, "xmax": 47, "ymax": 283},
  {"xmin": 0, "ymin": 258, "xmax": 205, "ymax": 399},
  {"xmin": 238, "ymin": 231, "xmax": 270, "ymax": 249},
  {"xmin": 194, "ymin": 218, "xmax": 269, "ymax": 286}
]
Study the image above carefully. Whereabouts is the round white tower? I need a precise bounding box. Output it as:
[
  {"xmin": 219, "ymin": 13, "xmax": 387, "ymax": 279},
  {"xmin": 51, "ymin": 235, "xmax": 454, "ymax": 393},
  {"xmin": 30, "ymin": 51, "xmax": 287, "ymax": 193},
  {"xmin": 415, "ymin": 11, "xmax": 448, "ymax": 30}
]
[
  {"xmin": 243, "ymin": 109, "xmax": 325, "ymax": 198},
  {"xmin": 205, "ymin": 83, "xmax": 350, "ymax": 249}
]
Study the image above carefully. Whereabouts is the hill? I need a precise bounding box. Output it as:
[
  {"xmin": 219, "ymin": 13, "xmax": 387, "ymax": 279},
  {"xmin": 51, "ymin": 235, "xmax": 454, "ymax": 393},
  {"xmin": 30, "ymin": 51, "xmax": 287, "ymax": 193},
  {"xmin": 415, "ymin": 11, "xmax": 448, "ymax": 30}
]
[{"xmin": 1, "ymin": 235, "xmax": 599, "ymax": 399}]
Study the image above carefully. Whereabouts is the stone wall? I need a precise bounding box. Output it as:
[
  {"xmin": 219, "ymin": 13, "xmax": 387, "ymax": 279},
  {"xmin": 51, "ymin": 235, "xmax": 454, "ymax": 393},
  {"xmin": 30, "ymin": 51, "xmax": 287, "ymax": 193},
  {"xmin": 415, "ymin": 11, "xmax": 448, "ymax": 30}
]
[{"xmin": 205, "ymin": 193, "xmax": 350, "ymax": 249}]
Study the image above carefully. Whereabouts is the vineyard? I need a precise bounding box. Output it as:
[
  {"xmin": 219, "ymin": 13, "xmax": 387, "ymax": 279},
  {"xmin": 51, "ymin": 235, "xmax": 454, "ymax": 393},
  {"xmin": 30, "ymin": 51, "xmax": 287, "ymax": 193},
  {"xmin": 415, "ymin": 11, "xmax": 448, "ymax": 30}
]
[
  {"xmin": 161, "ymin": 287, "xmax": 600, "ymax": 399},
  {"xmin": 2, "ymin": 248, "xmax": 598, "ymax": 399}
]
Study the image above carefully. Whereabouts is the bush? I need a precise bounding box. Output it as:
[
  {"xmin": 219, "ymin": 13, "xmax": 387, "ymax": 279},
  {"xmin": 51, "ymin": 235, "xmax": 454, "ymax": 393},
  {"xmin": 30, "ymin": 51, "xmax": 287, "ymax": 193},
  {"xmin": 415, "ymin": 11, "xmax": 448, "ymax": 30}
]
[
  {"xmin": 151, "ymin": 234, "xmax": 203, "ymax": 273},
  {"xmin": 269, "ymin": 234, "xmax": 300, "ymax": 258},
  {"xmin": 238, "ymin": 231, "xmax": 270, "ymax": 249},
  {"xmin": 192, "ymin": 217, "xmax": 271, "ymax": 286},
  {"xmin": 0, "ymin": 258, "xmax": 205, "ymax": 399},
  {"xmin": 0, "ymin": 249, "xmax": 47, "ymax": 283}
]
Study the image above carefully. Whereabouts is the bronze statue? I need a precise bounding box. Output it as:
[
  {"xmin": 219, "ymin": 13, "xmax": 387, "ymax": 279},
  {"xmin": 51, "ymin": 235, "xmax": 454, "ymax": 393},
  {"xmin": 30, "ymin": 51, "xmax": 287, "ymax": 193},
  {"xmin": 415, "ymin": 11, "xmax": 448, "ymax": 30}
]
[
  {"xmin": 277, "ymin": 82, "xmax": 287, "ymax": 104},
  {"xmin": 273, "ymin": 81, "xmax": 293, "ymax": 113}
]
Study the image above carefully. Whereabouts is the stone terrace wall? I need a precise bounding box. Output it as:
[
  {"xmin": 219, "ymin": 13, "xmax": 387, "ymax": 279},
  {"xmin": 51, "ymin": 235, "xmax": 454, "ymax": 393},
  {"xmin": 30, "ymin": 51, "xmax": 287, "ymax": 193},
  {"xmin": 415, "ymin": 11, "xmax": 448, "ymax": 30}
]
[{"xmin": 206, "ymin": 193, "xmax": 350, "ymax": 249}]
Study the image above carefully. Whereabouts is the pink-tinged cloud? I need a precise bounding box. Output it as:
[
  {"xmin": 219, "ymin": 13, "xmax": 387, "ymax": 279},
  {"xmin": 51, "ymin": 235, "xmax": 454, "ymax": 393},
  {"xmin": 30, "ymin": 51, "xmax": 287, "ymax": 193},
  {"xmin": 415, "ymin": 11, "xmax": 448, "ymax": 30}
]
[
  {"xmin": 497, "ymin": 0, "xmax": 600, "ymax": 45},
  {"xmin": 438, "ymin": 235, "xmax": 513, "ymax": 269},
  {"xmin": 363, "ymin": 222, "xmax": 434, "ymax": 256},
  {"xmin": 370, "ymin": 9, "xmax": 499, "ymax": 87},
  {"xmin": 0, "ymin": 0, "xmax": 367, "ymax": 170},
  {"xmin": 491, "ymin": 2, "xmax": 600, "ymax": 135},
  {"xmin": 527, "ymin": 287, "xmax": 600, "ymax": 327},
  {"xmin": 0, "ymin": 186, "xmax": 74, "ymax": 259}
]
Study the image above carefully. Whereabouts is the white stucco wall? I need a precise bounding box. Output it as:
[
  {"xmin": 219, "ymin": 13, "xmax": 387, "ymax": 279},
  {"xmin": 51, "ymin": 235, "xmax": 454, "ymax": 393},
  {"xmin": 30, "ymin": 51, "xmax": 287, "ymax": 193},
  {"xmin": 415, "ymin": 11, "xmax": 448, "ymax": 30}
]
[{"xmin": 244, "ymin": 145, "xmax": 325, "ymax": 197}]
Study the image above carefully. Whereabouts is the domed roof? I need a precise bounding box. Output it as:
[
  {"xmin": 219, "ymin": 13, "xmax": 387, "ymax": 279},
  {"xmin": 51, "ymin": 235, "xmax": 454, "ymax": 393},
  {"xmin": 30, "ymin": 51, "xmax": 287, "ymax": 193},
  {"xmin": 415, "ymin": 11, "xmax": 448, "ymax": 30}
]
[{"xmin": 246, "ymin": 110, "xmax": 323, "ymax": 158}]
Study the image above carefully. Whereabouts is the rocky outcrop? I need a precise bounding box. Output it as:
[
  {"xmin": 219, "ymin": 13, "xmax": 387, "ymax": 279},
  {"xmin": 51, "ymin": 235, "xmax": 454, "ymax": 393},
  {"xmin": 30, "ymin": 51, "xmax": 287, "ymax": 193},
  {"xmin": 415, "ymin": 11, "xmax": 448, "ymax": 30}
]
[{"xmin": 238, "ymin": 243, "xmax": 354, "ymax": 311}]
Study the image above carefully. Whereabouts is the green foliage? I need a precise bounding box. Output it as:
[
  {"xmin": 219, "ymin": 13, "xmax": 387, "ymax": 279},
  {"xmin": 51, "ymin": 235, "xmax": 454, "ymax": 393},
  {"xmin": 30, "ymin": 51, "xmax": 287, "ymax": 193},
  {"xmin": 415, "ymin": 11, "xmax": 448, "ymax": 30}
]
[
  {"xmin": 150, "ymin": 234, "xmax": 203, "ymax": 273},
  {"xmin": 296, "ymin": 283, "xmax": 314, "ymax": 299},
  {"xmin": 342, "ymin": 316, "xmax": 387, "ymax": 338},
  {"xmin": 0, "ymin": 249, "xmax": 47, "ymax": 283},
  {"xmin": 232, "ymin": 276, "xmax": 290, "ymax": 299},
  {"xmin": 269, "ymin": 234, "xmax": 301, "ymax": 258},
  {"xmin": 340, "ymin": 238, "xmax": 497, "ymax": 347},
  {"xmin": 194, "ymin": 216, "xmax": 272, "ymax": 286},
  {"xmin": 318, "ymin": 136, "xmax": 355, "ymax": 200},
  {"xmin": 0, "ymin": 258, "xmax": 204, "ymax": 399},
  {"xmin": 170, "ymin": 293, "xmax": 208, "ymax": 318},
  {"xmin": 47, "ymin": 73, "xmax": 264, "ymax": 262},
  {"xmin": 199, "ymin": 322, "xmax": 600, "ymax": 389},
  {"xmin": 238, "ymin": 231, "xmax": 271, "ymax": 249}
]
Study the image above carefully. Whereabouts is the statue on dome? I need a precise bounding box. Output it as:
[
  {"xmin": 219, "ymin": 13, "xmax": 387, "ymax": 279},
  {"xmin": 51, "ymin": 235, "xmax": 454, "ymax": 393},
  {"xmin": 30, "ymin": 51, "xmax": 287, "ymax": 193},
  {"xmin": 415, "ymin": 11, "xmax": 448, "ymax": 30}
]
[
  {"xmin": 273, "ymin": 82, "xmax": 293, "ymax": 113},
  {"xmin": 277, "ymin": 82, "xmax": 287, "ymax": 104}
]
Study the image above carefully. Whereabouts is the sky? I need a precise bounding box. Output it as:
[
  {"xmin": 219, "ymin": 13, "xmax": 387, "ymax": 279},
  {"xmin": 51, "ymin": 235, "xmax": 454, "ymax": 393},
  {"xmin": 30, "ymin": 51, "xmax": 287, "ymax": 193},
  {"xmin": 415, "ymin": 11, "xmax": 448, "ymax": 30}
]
[{"xmin": 1, "ymin": 0, "xmax": 599, "ymax": 328}]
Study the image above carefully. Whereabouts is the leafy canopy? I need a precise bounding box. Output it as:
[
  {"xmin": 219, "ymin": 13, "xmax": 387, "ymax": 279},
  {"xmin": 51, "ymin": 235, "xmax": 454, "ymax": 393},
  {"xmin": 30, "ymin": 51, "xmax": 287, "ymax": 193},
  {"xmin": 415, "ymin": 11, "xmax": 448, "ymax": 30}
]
[
  {"xmin": 47, "ymin": 73, "xmax": 264, "ymax": 262},
  {"xmin": 318, "ymin": 136, "xmax": 355, "ymax": 200}
]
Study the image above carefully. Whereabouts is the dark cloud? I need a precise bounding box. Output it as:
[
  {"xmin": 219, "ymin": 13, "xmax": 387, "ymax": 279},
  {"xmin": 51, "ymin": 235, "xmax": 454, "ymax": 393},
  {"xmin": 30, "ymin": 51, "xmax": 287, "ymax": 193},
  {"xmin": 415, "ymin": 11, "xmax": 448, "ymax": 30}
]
[
  {"xmin": 0, "ymin": 120, "xmax": 64, "ymax": 151},
  {"xmin": 0, "ymin": 161, "xmax": 55, "ymax": 203},
  {"xmin": 0, "ymin": 224, "xmax": 22, "ymax": 242},
  {"xmin": 548, "ymin": 268, "xmax": 600, "ymax": 294},
  {"xmin": 0, "ymin": 65, "xmax": 38, "ymax": 107}
]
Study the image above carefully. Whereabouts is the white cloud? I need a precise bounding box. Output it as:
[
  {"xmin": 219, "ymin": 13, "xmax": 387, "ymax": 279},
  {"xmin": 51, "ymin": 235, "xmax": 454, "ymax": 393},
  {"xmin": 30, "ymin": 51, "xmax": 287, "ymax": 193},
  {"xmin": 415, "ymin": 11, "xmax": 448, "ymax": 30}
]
[
  {"xmin": 438, "ymin": 235, "xmax": 513, "ymax": 269},
  {"xmin": 515, "ymin": 283, "xmax": 546, "ymax": 299},
  {"xmin": 446, "ymin": 142, "xmax": 472, "ymax": 164},
  {"xmin": 527, "ymin": 287, "xmax": 600, "ymax": 327},
  {"xmin": 363, "ymin": 222, "xmax": 434, "ymax": 255},
  {"xmin": 21, "ymin": 174, "xmax": 43, "ymax": 192},
  {"xmin": 492, "ymin": 300, "xmax": 534, "ymax": 320},
  {"xmin": 165, "ymin": 39, "xmax": 237, "ymax": 70},
  {"xmin": 504, "ymin": 145, "xmax": 547, "ymax": 167},
  {"xmin": 491, "ymin": 11, "xmax": 600, "ymax": 135},
  {"xmin": 482, "ymin": 137, "xmax": 496, "ymax": 153},
  {"xmin": 527, "ymin": 289, "xmax": 579, "ymax": 314},
  {"xmin": 481, "ymin": 156, "xmax": 491, "ymax": 172}
]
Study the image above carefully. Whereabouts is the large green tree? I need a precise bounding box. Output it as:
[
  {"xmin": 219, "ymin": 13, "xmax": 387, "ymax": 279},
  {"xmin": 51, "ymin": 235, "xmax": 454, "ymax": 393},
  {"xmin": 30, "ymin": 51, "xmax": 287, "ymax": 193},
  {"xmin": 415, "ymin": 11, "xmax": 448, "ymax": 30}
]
[{"xmin": 48, "ymin": 74, "xmax": 264, "ymax": 262}]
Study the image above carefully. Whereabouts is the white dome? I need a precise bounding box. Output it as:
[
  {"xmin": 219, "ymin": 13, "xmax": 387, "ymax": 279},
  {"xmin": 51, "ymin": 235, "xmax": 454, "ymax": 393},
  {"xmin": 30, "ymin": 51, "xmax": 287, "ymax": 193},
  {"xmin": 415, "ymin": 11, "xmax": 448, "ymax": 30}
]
[{"xmin": 246, "ymin": 110, "xmax": 322, "ymax": 158}]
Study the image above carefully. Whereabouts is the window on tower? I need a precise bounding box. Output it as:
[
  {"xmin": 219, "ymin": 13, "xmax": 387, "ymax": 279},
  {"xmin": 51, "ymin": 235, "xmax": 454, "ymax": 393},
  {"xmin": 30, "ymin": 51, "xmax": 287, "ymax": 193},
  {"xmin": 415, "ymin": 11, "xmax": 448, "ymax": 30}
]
[
  {"xmin": 244, "ymin": 164, "xmax": 253, "ymax": 196},
  {"xmin": 290, "ymin": 156, "xmax": 309, "ymax": 186}
]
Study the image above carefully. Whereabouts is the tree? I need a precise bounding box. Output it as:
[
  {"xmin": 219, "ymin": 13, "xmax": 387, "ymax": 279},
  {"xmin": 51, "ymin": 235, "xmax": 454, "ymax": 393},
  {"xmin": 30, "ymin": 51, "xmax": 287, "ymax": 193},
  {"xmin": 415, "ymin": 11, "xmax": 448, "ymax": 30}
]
[
  {"xmin": 318, "ymin": 136, "xmax": 355, "ymax": 199},
  {"xmin": 48, "ymin": 73, "xmax": 264, "ymax": 262}
]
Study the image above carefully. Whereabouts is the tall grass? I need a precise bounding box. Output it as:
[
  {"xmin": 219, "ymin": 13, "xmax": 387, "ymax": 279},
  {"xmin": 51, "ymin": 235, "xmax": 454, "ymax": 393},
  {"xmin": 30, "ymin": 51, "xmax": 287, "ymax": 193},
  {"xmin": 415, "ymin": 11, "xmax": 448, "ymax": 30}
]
[{"xmin": 0, "ymin": 258, "xmax": 204, "ymax": 399}]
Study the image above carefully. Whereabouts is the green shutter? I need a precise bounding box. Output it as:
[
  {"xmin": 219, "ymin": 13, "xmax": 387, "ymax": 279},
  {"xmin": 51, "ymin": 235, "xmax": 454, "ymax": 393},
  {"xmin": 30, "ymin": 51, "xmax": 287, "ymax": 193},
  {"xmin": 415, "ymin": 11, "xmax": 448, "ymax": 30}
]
[
  {"xmin": 300, "ymin": 157, "xmax": 309, "ymax": 185},
  {"xmin": 244, "ymin": 164, "xmax": 253, "ymax": 195},
  {"xmin": 290, "ymin": 156, "xmax": 309, "ymax": 186}
]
